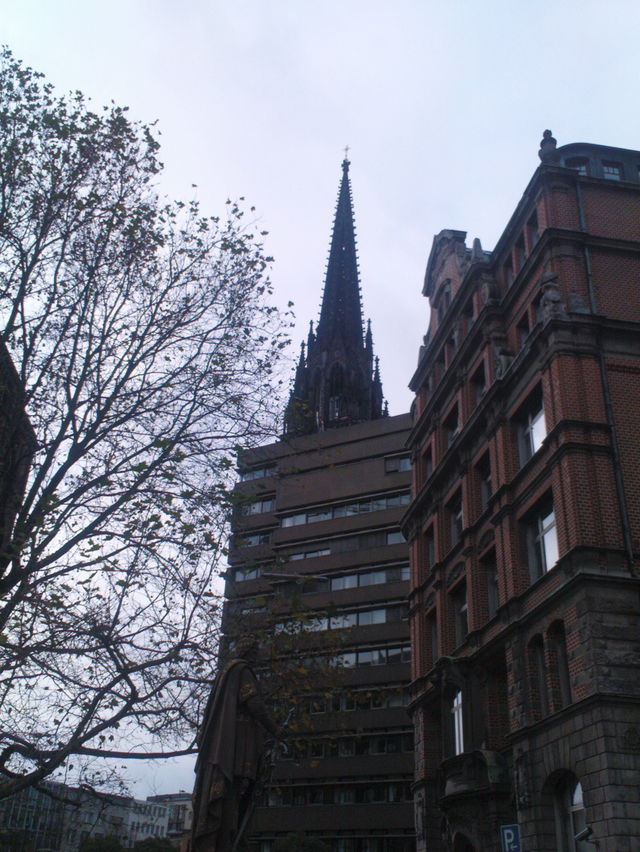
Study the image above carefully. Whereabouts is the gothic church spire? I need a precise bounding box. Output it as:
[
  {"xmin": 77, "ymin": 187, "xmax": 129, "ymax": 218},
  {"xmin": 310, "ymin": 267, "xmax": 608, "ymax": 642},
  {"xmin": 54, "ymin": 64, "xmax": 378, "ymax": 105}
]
[{"xmin": 284, "ymin": 157, "xmax": 386, "ymax": 436}]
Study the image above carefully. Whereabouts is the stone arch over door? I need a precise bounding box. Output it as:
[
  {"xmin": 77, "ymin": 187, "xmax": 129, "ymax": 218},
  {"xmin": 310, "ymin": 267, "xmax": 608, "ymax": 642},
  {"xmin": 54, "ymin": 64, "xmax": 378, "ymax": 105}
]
[{"xmin": 452, "ymin": 831, "xmax": 477, "ymax": 852}]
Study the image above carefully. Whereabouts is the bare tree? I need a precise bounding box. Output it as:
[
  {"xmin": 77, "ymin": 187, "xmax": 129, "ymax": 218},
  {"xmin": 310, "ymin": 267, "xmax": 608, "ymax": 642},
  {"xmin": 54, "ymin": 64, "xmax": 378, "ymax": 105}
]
[{"xmin": 0, "ymin": 49, "xmax": 291, "ymax": 797}]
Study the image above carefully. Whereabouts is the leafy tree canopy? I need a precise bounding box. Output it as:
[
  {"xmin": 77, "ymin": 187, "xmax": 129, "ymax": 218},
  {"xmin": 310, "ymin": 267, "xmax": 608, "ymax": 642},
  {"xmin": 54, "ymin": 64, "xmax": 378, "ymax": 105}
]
[{"xmin": 0, "ymin": 47, "xmax": 291, "ymax": 798}]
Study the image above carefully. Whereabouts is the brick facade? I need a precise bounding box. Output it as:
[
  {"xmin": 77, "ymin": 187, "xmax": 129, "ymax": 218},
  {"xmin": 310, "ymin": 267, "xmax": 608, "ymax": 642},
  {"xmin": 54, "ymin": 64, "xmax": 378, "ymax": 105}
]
[{"xmin": 404, "ymin": 133, "xmax": 640, "ymax": 852}]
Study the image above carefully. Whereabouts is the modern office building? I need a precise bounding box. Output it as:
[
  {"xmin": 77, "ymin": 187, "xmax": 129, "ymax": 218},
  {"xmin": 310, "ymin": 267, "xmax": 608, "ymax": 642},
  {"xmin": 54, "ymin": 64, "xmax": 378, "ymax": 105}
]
[
  {"xmin": 404, "ymin": 132, "xmax": 640, "ymax": 852},
  {"xmin": 224, "ymin": 159, "xmax": 415, "ymax": 852}
]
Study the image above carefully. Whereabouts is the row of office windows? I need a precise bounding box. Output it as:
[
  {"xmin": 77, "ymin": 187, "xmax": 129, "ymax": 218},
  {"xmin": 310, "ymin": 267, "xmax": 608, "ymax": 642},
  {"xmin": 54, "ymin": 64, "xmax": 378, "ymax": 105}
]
[
  {"xmin": 282, "ymin": 730, "xmax": 413, "ymax": 761},
  {"xmin": 232, "ymin": 533, "xmax": 406, "ymax": 581},
  {"xmin": 277, "ymin": 603, "xmax": 408, "ymax": 634},
  {"xmin": 239, "ymin": 453, "xmax": 410, "ymax": 484},
  {"xmin": 263, "ymin": 780, "xmax": 413, "ymax": 808},
  {"xmin": 282, "ymin": 492, "xmax": 410, "ymax": 528},
  {"xmin": 307, "ymin": 686, "xmax": 409, "ymax": 715},
  {"xmin": 331, "ymin": 644, "xmax": 411, "ymax": 669},
  {"xmin": 239, "ymin": 464, "xmax": 277, "ymax": 481}
]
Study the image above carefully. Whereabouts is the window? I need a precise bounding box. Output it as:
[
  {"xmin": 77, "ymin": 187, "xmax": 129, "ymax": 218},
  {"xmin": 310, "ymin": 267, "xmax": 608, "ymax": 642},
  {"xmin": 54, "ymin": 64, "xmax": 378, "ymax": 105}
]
[
  {"xmin": 427, "ymin": 612, "xmax": 438, "ymax": 666},
  {"xmin": 528, "ymin": 634, "xmax": 549, "ymax": 719},
  {"xmin": 548, "ymin": 621, "xmax": 572, "ymax": 710},
  {"xmin": 239, "ymin": 465, "xmax": 276, "ymax": 481},
  {"xmin": 385, "ymin": 455, "xmax": 412, "ymax": 473},
  {"xmin": 566, "ymin": 157, "xmax": 589, "ymax": 176},
  {"xmin": 445, "ymin": 405, "xmax": 459, "ymax": 448},
  {"xmin": 424, "ymin": 526, "xmax": 435, "ymax": 571},
  {"xmin": 386, "ymin": 531, "xmax": 405, "ymax": 545},
  {"xmin": 422, "ymin": 446, "xmax": 433, "ymax": 479},
  {"xmin": 447, "ymin": 492, "xmax": 463, "ymax": 549},
  {"xmin": 515, "ymin": 235, "xmax": 527, "ymax": 269},
  {"xmin": 482, "ymin": 552, "xmax": 499, "ymax": 619},
  {"xmin": 471, "ymin": 364, "xmax": 486, "ymax": 404},
  {"xmin": 281, "ymin": 492, "xmax": 410, "ymax": 528},
  {"xmin": 451, "ymin": 580, "xmax": 468, "ymax": 647},
  {"xmin": 602, "ymin": 161, "xmax": 622, "ymax": 180},
  {"xmin": 525, "ymin": 498, "xmax": 559, "ymax": 580},
  {"xmin": 476, "ymin": 453, "xmax": 492, "ymax": 513},
  {"xmin": 237, "ymin": 530, "xmax": 271, "ymax": 547},
  {"xmin": 553, "ymin": 775, "xmax": 589, "ymax": 852},
  {"xmin": 504, "ymin": 257, "xmax": 514, "ymax": 287},
  {"xmin": 451, "ymin": 690, "xmax": 464, "ymax": 755},
  {"xmin": 243, "ymin": 497, "xmax": 276, "ymax": 515},
  {"xmin": 518, "ymin": 387, "xmax": 546, "ymax": 464},
  {"xmin": 234, "ymin": 566, "xmax": 261, "ymax": 581}
]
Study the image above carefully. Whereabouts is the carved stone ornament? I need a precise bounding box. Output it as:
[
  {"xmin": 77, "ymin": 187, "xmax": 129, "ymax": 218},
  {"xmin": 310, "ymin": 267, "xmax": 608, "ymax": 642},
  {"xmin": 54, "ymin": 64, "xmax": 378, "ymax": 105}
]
[
  {"xmin": 494, "ymin": 344, "xmax": 515, "ymax": 379},
  {"xmin": 539, "ymin": 273, "xmax": 567, "ymax": 320},
  {"xmin": 480, "ymin": 273, "xmax": 500, "ymax": 305}
]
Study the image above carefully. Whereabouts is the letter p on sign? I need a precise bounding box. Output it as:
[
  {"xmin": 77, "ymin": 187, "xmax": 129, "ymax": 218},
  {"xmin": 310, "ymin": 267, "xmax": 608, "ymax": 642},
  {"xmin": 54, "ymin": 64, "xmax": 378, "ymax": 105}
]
[{"xmin": 500, "ymin": 825, "xmax": 521, "ymax": 852}]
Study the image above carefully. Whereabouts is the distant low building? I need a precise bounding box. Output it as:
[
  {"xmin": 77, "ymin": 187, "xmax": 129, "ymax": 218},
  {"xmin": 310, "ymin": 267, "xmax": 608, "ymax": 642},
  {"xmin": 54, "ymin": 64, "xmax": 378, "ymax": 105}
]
[
  {"xmin": 147, "ymin": 793, "xmax": 193, "ymax": 847},
  {"xmin": 0, "ymin": 780, "xmax": 169, "ymax": 851}
]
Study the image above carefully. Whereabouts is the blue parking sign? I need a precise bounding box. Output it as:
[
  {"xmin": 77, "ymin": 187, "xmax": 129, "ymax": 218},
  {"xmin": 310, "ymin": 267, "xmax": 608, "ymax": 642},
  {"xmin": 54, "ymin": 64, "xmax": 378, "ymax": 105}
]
[{"xmin": 500, "ymin": 824, "xmax": 521, "ymax": 852}]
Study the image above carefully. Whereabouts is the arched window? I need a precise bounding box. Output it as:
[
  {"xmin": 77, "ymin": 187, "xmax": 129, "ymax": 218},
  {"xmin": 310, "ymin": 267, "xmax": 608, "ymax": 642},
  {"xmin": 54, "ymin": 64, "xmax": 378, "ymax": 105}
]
[
  {"xmin": 527, "ymin": 635, "xmax": 549, "ymax": 719},
  {"xmin": 553, "ymin": 775, "xmax": 589, "ymax": 851},
  {"xmin": 548, "ymin": 621, "xmax": 572, "ymax": 710}
]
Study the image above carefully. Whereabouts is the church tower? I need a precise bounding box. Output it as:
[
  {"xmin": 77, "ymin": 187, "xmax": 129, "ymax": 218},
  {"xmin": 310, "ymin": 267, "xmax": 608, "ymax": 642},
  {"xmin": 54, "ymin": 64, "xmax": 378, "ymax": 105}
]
[{"xmin": 284, "ymin": 158, "xmax": 385, "ymax": 435}]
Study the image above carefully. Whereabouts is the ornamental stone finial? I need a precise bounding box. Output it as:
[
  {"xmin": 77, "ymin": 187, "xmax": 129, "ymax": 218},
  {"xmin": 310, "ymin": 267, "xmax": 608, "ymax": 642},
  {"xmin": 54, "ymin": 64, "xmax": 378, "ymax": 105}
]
[{"xmin": 539, "ymin": 129, "xmax": 558, "ymax": 163}]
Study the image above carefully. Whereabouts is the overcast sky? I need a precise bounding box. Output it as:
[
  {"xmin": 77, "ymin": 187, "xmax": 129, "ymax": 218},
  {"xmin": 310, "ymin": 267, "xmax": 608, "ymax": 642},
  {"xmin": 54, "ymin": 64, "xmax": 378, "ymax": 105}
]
[{"xmin": 3, "ymin": 0, "xmax": 640, "ymax": 796}]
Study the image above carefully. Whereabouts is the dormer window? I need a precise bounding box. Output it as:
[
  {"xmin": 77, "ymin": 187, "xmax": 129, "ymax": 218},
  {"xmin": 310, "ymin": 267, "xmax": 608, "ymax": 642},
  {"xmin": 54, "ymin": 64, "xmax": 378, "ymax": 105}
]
[
  {"xmin": 566, "ymin": 157, "xmax": 589, "ymax": 176},
  {"xmin": 602, "ymin": 161, "xmax": 622, "ymax": 181}
]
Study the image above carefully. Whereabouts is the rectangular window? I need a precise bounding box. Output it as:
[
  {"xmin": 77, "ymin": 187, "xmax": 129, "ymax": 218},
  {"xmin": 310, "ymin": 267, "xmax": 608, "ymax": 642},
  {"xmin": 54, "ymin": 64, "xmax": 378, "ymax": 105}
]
[
  {"xmin": 525, "ymin": 498, "xmax": 559, "ymax": 580},
  {"xmin": 451, "ymin": 581, "xmax": 468, "ymax": 646},
  {"xmin": 331, "ymin": 573, "xmax": 359, "ymax": 591},
  {"xmin": 244, "ymin": 497, "xmax": 276, "ymax": 515},
  {"xmin": 566, "ymin": 157, "xmax": 588, "ymax": 176},
  {"xmin": 602, "ymin": 161, "xmax": 622, "ymax": 180},
  {"xmin": 476, "ymin": 453, "xmax": 492, "ymax": 513},
  {"xmin": 482, "ymin": 552, "xmax": 499, "ymax": 619},
  {"xmin": 237, "ymin": 530, "xmax": 271, "ymax": 547},
  {"xmin": 452, "ymin": 690, "xmax": 464, "ymax": 755},
  {"xmin": 386, "ymin": 531, "xmax": 405, "ymax": 545},
  {"xmin": 281, "ymin": 492, "xmax": 410, "ymax": 528},
  {"xmin": 445, "ymin": 405, "xmax": 459, "ymax": 448},
  {"xmin": 504, "ymin": 258, "xmax": 514, "ymax": 287},
  {"xmin": 518, "ymin": 387, "xmax": 546, "ymax": 464},
  {"xmin": 447, "ymin": 492, "xmax": 463, "ymax": 549},
  {"xmin": 424, "ymin": 526, "xmax": 436, "ymax": 571},
  {"xmin": 422, "ymin": 446, "xmax": 433, "ymax": 479},
  {"xmin": 527, "ymin": 211, "xmax": 540, "ymax": 248},
  {"xmin": 385, "ymin": 455, "xmax": 412, "ymax": 473},
  {"xmin": 239, "ymin": 465, "xmax": 276, "ymax": 481}
]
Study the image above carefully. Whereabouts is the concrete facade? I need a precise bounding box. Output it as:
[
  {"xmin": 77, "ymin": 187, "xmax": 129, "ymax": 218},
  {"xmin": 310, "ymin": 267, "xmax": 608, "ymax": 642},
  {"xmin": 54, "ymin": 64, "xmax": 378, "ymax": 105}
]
[
  {"xmin": 225, "ymin": 415, "xmax": 415, "ymax": 852},
  {"xmin": 404, "ymin": 133, "xmax": 640, "ymax": 852}
]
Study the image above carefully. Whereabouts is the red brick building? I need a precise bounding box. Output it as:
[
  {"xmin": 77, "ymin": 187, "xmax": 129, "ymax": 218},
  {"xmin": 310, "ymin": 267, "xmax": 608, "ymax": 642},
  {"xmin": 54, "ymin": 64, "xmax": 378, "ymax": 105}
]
[{"xmin": 404, "ymin": 132, "xmax": 640, "ymax": 852}]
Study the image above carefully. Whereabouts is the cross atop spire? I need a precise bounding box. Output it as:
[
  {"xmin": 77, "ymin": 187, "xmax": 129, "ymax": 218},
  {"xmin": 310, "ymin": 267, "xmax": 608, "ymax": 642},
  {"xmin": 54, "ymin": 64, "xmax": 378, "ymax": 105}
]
[{"xmin": 284, "ymin": 158, "xmax": 386, "ymax": 436}]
